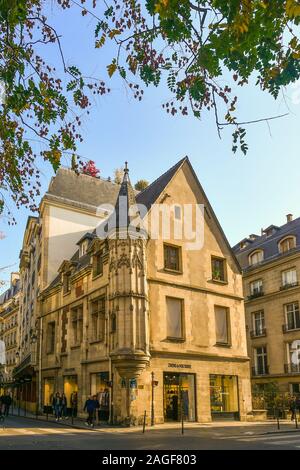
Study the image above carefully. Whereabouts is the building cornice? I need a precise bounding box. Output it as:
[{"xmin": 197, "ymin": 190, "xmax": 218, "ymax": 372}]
[
  {"xmin": 147, "ymin": 277, "xmax": 244, "ymax": 301},
  {"xmin": 150, "ymin": 349, "xmax": 250, "ymax": 363}
]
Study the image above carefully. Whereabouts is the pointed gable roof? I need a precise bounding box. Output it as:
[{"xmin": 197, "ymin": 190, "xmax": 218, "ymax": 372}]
[{"xmin": 136, "ymin": 157, "xmax": 187, "ymax": 211}]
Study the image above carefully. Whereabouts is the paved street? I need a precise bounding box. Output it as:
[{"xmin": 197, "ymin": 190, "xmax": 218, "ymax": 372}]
[{"xmin": 1, "ymin": 416, "xmax": 300, "ymax": 450}]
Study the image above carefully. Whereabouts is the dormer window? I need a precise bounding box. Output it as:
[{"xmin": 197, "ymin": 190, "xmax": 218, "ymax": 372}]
[
  {"xmin": 249, "ymin": 250, "xmax": 264, "ymax": 266},
  {"xmin": 63, "ymin": 272, "xmax": 71, "ymax": 295},
  {"xmin": 79, "ymin": 240, "xmax": 89, "ymax": 257},
  {"xmin": 279, "ymin": 236, "xmax": 296, "ymax": 254}
]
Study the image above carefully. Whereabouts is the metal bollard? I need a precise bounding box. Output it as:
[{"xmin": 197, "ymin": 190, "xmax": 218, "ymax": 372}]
[{"xmin": 142, "ymin": 410, "xmax": 146, "ymax": 433}]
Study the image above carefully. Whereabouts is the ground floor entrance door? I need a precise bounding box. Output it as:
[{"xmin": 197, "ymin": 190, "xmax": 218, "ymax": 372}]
[{"xmin": 163, "ymin": 372, "xmax": 196, "ymax": 422}]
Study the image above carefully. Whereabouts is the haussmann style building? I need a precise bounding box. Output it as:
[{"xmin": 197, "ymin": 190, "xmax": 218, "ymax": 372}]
[
  {"xmin": 13, "ymin": 157, "xmax": 253, "ymax": 424},
  {"xmin": 233, "ymin": 215, "xmax": 300, "ymax": 396}
]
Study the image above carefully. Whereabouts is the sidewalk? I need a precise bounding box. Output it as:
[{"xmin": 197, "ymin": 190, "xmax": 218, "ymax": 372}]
[{"xmin": 7, "ymin": 408, "xmax": 300, "ymax": 436}]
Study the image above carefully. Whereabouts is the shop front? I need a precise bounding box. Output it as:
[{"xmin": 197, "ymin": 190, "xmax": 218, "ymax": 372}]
[
  {"xmin": 90, "ymin": 371, "xmax": 110, "ymax": 421},
  {"xmin": 163, "ymin": 372, "xmax": 196, "ymax": 422},
  {"xmin": 43, "ymin": 377, "xmax": 55, "ymax": 413},
  {"xmin": 209, "ymin": 374, "xmax": 239, "ymax": 420},
  {"xmin": 63, "ymin": 375, "xmax": 78, "ymax": 415}
]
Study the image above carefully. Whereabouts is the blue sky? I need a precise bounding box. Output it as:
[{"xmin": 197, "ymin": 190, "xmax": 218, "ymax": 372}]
[{"xmin": 1, "ymin": 3, "xmax": 300, "ymax": 290}]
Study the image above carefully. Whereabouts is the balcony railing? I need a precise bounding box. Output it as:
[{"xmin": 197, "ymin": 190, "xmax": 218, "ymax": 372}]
[
  {"xmin": 252, "ymin": 366, "xmax": 269, "ymax": 377},
  {"xmin": 248, "ymin": 290, "xmax": 264, "ymax": 301},
  {"xmin": 282, "ymin": 323, "xmax": 300, "ymax": 333},
  {"xmin": 250, "ymin": 328, "xmax": 267, "ymax": 339},
  {"xmin": 280, "ymin": 282, "xmax": 299, "ymax": 291},
  {"xmin": 284, "ymin": 363, "xmax": 300, "ymax": 374}
]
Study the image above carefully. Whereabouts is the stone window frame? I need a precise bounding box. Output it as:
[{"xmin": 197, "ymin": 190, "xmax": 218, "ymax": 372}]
[{"xmin": 163, "ymin": 243, "xmax": 182, "ymax": 274}]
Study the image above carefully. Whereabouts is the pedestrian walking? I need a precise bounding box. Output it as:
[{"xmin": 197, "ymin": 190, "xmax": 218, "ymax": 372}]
[
  {"xmin": 4, "ymin": 393, "xmax": 12, "ymax": 416},
  {"xmin": 71, "ymin": 391, "xmax": 78, "ymax": 418},
  {"xmin": 61, "ymin": 393, "xmax": 68, "ymax": 419},
  {"xmin": 52, "ymin": 392, "xmax": 62, "ymax": 421},
  {"xmin": 84, "ymin": 395, "xmax": 98, "ymax": 427},
  {"xmin": 289, "ymin": 396, "xmax": 297, "ymax": 421}
]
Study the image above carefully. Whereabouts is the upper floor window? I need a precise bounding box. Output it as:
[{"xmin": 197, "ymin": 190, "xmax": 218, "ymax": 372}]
[
  {"xmin": 285, "ymin": 302, "xmax": 300, "ymax": 331},
  {"xmin": 46, "ymin": 322, "xmax": 55, "ymax": 354},
  {"xmin": 93, "ymin": 250, "xmax": 104, "ymax": 277},
  {"xmin": 71, "ymin": 305, "xmax": 83, "ymax": 346},
  {"xmin": 250, "ymin": 279, "xmax": 263, "ymax": 297},
  {"xmin": 282, "ymin": 269, "xmax": 297, "ymax": 289},
  {"xmin": 63, "ymin": 272, "xmax": 71, "ymax": 295},
  {"xmin": 249, "ymin": 250, "xmax": 264, "ymax": 266},
  {"xmin": 174, "ymin": 205, "xmax": 181, "ymax": 220},
  {"xmin": 252, "ymin": 310, "xmax": 265, "ymax": 337},
  {"xmin": 90, "ymin": 297, "xmax": 105, "ymax": 342},
  {"xmin": 166, "ymin": 297, "xmax": 184, "ymax": 340},
  {"xmin": 254, "ymin": 346, "xmax": 268, "ymax": 375},
  {"xmin": 211, "ymin": 257, "xmax": 227, "ymax": 282},
  {"xmin": 279, "ymin": 236, "xmax": 296, "ymax": 254},
  {"xmin": 215, "ymin": 306, "xmax": 230, "ymax": 346},
  {"xmin": 79, "ymin": 240, "xmax": 89, "ymax": 257},
  {"xmin": 164, "ymin": 244, "xmax": 181, "ymax": 272}
]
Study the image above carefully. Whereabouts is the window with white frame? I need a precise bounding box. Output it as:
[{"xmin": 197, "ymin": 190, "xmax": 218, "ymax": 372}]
[
  {"xmin": 166, "ymin": 297, "xmax": 184, "ymax": 340},
  {"xmin": 252, "ymin": 310, "xmax": 265, "ymax": 336},
  {"xmin": 282, "ymin": 269, "xmax": 297, "ymax": 288},
  {"xmin": 254, "ymin": 346, "xmax": 268, "ymax": 375},
  {"xmin": 250, "ymin": 279, "xmax": 263, "ymax": 296},
  {"xmin": 287, "ymin": 341, "xmax": 300, "ymax": 372},
  {"xmin": 285, "ymin": 302, "xmax": 300, "ymax": 331},
  {"xmin": 249, "ymin": 250, "xmax": 264, "ymax": 266},
  {"xmin": 215, "ymin": 306, "xmax": 230, "ymax": 345}
]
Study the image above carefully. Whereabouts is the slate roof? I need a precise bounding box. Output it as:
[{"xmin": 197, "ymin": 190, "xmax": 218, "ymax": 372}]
[
  {"xmin": 233, "ymin": 216, "xmax": 300, "ymax": 271},
  {"xmin": 0, "ymin": 279, "xmax": 21, "ymax": 306},
  {"xmin": 46, "ymin": 167, "xmax": 120, "ymax": 209},
  {"xmin": 136, "ymin": 157, "xmax": 186, "ymax": 210}
]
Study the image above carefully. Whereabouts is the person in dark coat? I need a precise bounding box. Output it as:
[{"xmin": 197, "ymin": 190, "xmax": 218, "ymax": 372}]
[
  {"xmin": 289, "ymin": 396, "xmax": 297, "ymax": 421},
  {"xmin": 52, "ymin": 393, "xmax": 62, "ymax": 421},
  {"xmin": 3, "ymin": 393, "xmax": 12, "ymax": 416},
  {"xmin": 84, "ymin": 395, "xmax": 98, "ymax": 427},
  {"xmin": 61, "ymin": 393, "xmax": 68, "ymax": 419}
]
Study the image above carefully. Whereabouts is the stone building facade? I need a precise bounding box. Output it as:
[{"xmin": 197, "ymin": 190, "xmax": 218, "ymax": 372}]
[
  {"xmin": 0, "ymin": 273, "xmax": 20, "ymax": 394},
  {"xmin": 34, "ymin": 157, "xmax": 252, "ymax": 424},
  {"xmin": 233, "ymin": 215, "xmax": 300, "ymax": 395}
]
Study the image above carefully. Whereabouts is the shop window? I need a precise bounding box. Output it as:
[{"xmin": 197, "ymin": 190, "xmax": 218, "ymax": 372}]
[
  {"xmin": 210, "ymin": 375, "xmax": 239, "ymax": 418},
  {"xmin": 163, "ymin": 372, "xmax": 196, "ymax": 422},
  {"xmin": 71, "ymin": 305, "xmax": 83, "ymax": 345},
  {"xmin": 164, "ymin": 244, "xmax": 181, "ymax": 272},
  {"xmin": 90, "ymin": 297, "xmax": 105, "ymax": 342},
  {"xmin": 166, "ymin": 297, "xmax": 184, "ymax": 340},
  {"xmin": 215, "ymin": 306, "xmax": 230, "ymax": 346},
  {"xmin": 211, "ymin": 257, "xmax": 227, "ymax": 282},
  {"xmin": 43, "ymin": 377, "xmax": 54, "ymax": 406},
  {"xmin": 63, "ymin": 375, "xmax": 78, "ymax": 410},
  {"xmin": 90, "ymin": 372, "xmax": 110, "ymax": 421}
]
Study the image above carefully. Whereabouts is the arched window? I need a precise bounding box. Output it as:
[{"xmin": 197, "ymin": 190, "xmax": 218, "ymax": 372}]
[
  {"xmin": 249, "ymin": 250, "xmax": 264, "ymax": 266},
  {"xmin": 279, "ymin": 236, "xmax": 296, "ymax": 254}
]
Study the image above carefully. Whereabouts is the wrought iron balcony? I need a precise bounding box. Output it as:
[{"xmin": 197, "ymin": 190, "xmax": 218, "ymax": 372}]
[
  {"xmin": 252, "ymin": 366, "xmax": 269, "ymax": 377},
  {"xmin": 280, "ymin": 282, "xmax": 299, "ymax": 291},
  {"xmin": 284, "ymin": 363, "xmax": 300, "ymax": 374},
  {"xmin": 250, "ymin": 328, "xmax": 267, "ymax": 339},
  {"xmin": 248, "ymin": 290, "xmax": 264, "ymax": 301},
  {"xmin": 282, "ymin": 323, "xmax": 300, "ymax": 333}
]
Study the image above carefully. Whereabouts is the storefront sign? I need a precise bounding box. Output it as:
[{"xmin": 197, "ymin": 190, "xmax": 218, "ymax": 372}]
[{"xmin": 168, "ymin": 363, "xmax": 192, "ymax": 369}]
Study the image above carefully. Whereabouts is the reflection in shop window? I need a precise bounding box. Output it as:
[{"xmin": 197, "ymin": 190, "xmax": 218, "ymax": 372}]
[
  {"xmin": 64, "ymin": 375, "xmax": 78, "ymax": 410},
  {"xmin": 210, "ymin": 375, "xmax": 239, "ymax": 416},
  {"xmin": 163, "ymin": 372, "xmax": 196, "ymax": 422},
  {"xmin": 44, "ymin": 377, "xmax": 54, "ymax": 406}
]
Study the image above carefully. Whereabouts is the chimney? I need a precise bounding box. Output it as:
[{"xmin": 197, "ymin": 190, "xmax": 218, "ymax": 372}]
[
  {"xmin": 286, "ymin": 214, "xmax": 293, "ymax": 223},
  {"xmin": 10, "ymin": 272, "xmax": 19, "ymax": 287}
]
